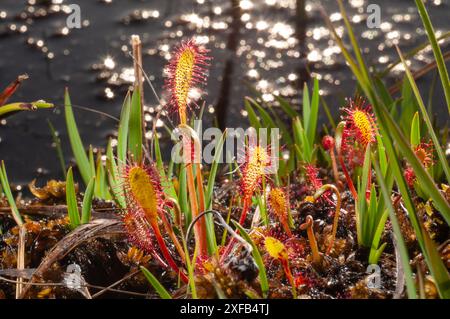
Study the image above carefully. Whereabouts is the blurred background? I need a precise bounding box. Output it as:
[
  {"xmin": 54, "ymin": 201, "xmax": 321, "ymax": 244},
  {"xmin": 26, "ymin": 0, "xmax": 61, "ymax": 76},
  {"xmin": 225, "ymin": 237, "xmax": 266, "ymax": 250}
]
[{"xmin": 0, "ymin": 0, "xmax": 448, "ymax": 185}]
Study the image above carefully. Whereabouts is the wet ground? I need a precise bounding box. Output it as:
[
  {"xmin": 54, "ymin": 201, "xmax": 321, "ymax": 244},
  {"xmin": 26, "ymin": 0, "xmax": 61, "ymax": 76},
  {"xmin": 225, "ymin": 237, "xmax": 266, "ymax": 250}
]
[{"xmin": 0, "ymin": 0, "xmax": 449, "ymax": 185}]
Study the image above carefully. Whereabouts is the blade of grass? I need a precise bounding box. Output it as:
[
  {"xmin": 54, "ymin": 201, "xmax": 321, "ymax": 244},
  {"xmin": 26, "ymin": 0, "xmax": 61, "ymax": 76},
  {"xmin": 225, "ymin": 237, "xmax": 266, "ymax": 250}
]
[
  {"xmin": 337, "ymin": 0, "xmax": 371, "ymax": 85},
  {"xmin": 302, "ymin": 83, "xmax": 310, "ymax": 130},
  {"xmin": 415, "ymin": 0, "xmax": 450, "ymax": 114},
  {"xmin": 66, "ymin": 167, "xmax": 80, "ymax": 229},
  {"xmin": 106, "ymin": 139, "xmax": 126, "ymax": 208},
  {"xmin": 0, "ymin": 161, "xmax": 24, "ymax": 226},
  {"xmin": 0, "ymin": 101, "xmax": 53, "ymax": 118},
  {"xmin": 178, "ymin": 164, "xmax": 190, "ymax": 227},
  {"xmin": 64, "ymin": 89, "xmax": 92, "ymax": 185},
  {"xmin": 319, "ymin": 95, "xmax": 336, "ymax": 129},
  {"xmin": 410, "ymin": 112, "xmax": 421, "ymax": 147},
  {"xmin": 81, "ymin": 177, "xmax": 95, "ymax": 224},
  {"xmin": 306, "ymin": 78, "xmax": 320, "ymax": 143},
  {"xmin": 204, "ymin": 131, "xmax": 227, "ymax": 254},
  {"xmin": 140, "ymin": 266, "xmax": 172, "ymax": 299},
  {"xmin": 274, "ymin": 94, "xmax": 299, "ymax": 118},
  {"xmin": 128, "ymin": 89, "xmax": 143, "ymax": 162},
  {"xmin": 245, "ymin": 99, "xmax": 261, "ymax": 131},
  {"xmin": 154, "ymin": 133, "xmax": 177, "ymax": 200},
  {"xmin": 117, "ymin": 92, "xmax": 131, "ymax": 169},
  {"xmin": 378, "ymin": 31, "xmax": 450, "ymax": 78},
  {"xmin": 94, "ymin": 153, "xmax": 109, "ymax": 200}
]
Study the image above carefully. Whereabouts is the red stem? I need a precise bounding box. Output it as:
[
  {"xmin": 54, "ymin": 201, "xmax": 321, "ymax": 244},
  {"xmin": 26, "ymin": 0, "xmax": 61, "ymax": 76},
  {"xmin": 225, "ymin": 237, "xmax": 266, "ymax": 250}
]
[
  {"xmin": 151, "ymin": 222, "xmax": 189, "ymax": 284},
  {"xmin": 338, "ymin": 154, "xmax": 357, "ymax": 199}
]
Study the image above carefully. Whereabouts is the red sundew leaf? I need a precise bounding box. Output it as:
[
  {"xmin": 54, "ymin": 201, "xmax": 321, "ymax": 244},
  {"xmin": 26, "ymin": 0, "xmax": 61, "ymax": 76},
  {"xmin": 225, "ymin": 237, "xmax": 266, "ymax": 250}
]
[{"xmin": 0, "ymin": 74, "xmax": 28, "ymax": 106}]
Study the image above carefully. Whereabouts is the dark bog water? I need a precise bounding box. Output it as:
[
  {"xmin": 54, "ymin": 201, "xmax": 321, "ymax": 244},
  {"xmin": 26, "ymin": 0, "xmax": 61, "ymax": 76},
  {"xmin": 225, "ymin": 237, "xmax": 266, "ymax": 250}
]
[{"xmin": 0, "ymin": 0, "xmax": 449, "ymax": 185}]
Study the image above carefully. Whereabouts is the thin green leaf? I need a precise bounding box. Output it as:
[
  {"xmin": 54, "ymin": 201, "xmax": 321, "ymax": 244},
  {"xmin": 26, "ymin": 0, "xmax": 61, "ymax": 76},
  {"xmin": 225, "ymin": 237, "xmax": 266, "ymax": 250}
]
[
  {"xmin": 415, "ymin": 0, "xmax": 450, "ymax": 114},
  {"xmin": 81, "ymin": 177, "xmax": 95, "ymax": 224},
  {"xmin": 66, "ymin": 167, "xmax": 80, "ymax": 229},
  {"xmin": 203, "ymin": 132, "xmax": 227, "ymax": 255},
  {"xmin": 410, "ymin": 112, "xmax": 421, "ymax": 147},
  {"xmin": 302, "ymin": 83, "xmax": 310, "ymax": 130},
  {"xmin": 0, "ymin": 161, "xmax": 23, "ymax": 226},
  {"xmin": 0, "ymin": 101, "xmax": 53, "ymax": 118},
  {"xmin": 64, "ymin": 89, "xmax": 92, "ymax": 185},
  {"xmin": 117, "ymin": 92, "xmax": 131, "ymax": 169},
  {"xmin": 275, "ymin": 94, "xmax": 299, "ymax": 118},
  {"xmin": 128, "ymin": 89, "xmax": 142, "ymax": 162},
  {"xmin": 306, "ymin": 78, "xmax": 319, "ymax": 143},
  {"xmin": 244, "ymin": 99, "xmax": 261, "ymax": 131},
  {"xmin": 106, "ymin": 139, "xmax": 126, "ymax": 208},
  {"xmin": 140, "ymin": 266, "xmax": 172, "ymax": 299},
  {"xmin": 154, "ymin": 133, "xmax": 177, "ymax": 200}
]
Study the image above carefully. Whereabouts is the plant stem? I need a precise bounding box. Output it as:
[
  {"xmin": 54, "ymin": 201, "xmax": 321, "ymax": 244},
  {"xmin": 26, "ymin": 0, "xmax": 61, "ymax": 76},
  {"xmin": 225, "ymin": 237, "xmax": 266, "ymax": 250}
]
[
  {"xmin": 151, "ymin": 221, "xmax": 188, "ymax": 284},
  {"xmin": 338, "ymin": 154, "xmax": 357, "ymax": 199},
  {"xmin": 281, "ymin": 259, "xmax": 297, "ymax": 299},
  {"xmin": 160, "ymin": 211, "xmax": 186, "ymax": 263},
  {"xmin": 314, "ymin": 184, "xmax": 341, "ymax": 255},
  {"xmin": 186, "ymin": 163, "xmax": 208, "ymax": 257},
  {"xmin": 300, "ymin": 215, "xmax": 322, "ymax": 266},
  {"xmin": 329, "ymin": 149, "xmax": 340, "ymax": 186}
]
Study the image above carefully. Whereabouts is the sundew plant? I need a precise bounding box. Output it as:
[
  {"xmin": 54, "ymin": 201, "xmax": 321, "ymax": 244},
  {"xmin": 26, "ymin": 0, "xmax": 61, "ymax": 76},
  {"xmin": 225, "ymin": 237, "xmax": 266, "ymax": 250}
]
[{"xmin": 0, "ymin": 0, "xmax": 449, "ymax": 300}]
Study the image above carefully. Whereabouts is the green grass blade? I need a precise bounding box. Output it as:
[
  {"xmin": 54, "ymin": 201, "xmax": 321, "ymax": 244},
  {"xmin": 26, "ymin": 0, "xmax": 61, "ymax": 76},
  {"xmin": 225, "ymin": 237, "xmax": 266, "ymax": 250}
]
[
  {"xmin": 0, "ymin": 161, "xmax": 23, "ymax": 226},
  {"xmin": 232, "ymin": 221, "xmax": 269, "ymax": 298},
  {"xmin": 178, "ymin": 164, "xmax": 190, "ymax": 227},
  {"xmin": 128, "ymin": 89, "xmax": 142, "ymax": 162},
  {"xmin": 106, "ymin": 139, "xmax": 126, "ymax": 208},
  {"xmin": 302, "ymin": 83, "xmax": 310, "ymax": 130},
  {"xmin": 117, "ymin": 92, "xmax": 131, "ymax": 169},
  {"xmin": 378, "ymin": 31, "xmax": 450, "ymax": 78},
  {"xmin": 154, "ymin": 133, "xmax": 177, "ymax": 200},
  {"xmin": 247, "ymin": 98, "xmax": 276, "ymax": 134},
  {"xmin": 337, "ymin": 0, "xmax": 371, "ymax": 85},
  {"xmin": 66, "ymin": 167, "xmax": 80, "ymax": 229},
  {"xmin": 306, "ymin": 78, "xmax": 319, "ymax": 143},
  {"xmin": 274, "ymin": 95, "xmax": 299, "ymax": 118},
  {"xmin": 415, "ymin": 0, "xmax": 450, "ymax": 114},
  {"xmin": 244, "ymin": 99, "xmax": 261, "ymax": 130},
  {"xmin": 205, "ymin": 131, "xmax": 227, "ymax": 210},
  {"xmin": 319, "ymin": 96, "xmax": 336, "ymax": 129},
  {"xmin": 64, "ymin": 89, "xmax": 92, "ymax": 185},
  {"xmin": 81, "ymin": 177, "xmax": 95, "ymax": 224},
  {"xmin": 94, "ymin": 153, "xmax": 109, "ymax": 199},
  {"xmin": 0, "ymin": 101, "xmax": 53, "ymax": 118},
  {"xmin": 399, "ymin": 77, "xmax": 418, "ymax": 135},
  {"xmin": 140, "ymin": 266, "xmax": 172, "ymax": 299},
  {"xmin": 410, "ymin": 112, "xmax": 421, "ymax": 147},
  {"xmin": 88, "ymin": 146, "xmax": 95, "ymax": 178},
  {"xmin": 376, "ymin": 135, "xmax": 388, "ymax": 176}
]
